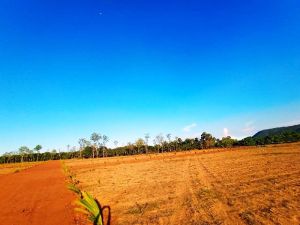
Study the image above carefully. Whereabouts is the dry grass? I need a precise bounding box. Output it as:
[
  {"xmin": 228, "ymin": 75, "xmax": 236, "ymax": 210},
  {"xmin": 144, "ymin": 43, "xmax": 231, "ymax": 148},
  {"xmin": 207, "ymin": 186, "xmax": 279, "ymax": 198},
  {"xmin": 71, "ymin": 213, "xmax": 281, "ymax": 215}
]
[
  {"xmin": 0, "ymin": 162, "xmax": 42, "ymax": 175},
  {"xmin": 65, "ymin": 143, "xmax": 300, "ymax": 225}
]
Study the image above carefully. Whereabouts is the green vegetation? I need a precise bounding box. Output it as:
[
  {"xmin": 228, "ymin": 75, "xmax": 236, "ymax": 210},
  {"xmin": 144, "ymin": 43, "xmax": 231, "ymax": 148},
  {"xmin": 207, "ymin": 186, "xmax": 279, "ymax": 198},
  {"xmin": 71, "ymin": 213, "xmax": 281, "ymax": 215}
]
[
  {"xmin": 68, "ymin": 184, "xmax": 103, "ymax": 225},
  {"xmin": 253, "ymin": 124, "xmax": 300, "ymax": 138},
  {"xmin": 65, "ymin": 161, "xmax": 103, "ymax": 225},
  {"xmin": 239, "ymin": 131, "xmax": 300, "ymax": 146},
  {"xmin": 1, "ymin": 125, "xmax": 300, "ymax": 164}
]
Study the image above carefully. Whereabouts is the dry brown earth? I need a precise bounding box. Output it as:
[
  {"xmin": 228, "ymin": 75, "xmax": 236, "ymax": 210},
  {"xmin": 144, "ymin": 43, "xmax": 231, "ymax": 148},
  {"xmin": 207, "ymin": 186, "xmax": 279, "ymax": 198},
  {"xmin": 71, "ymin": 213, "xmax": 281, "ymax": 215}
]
[{"xmin": 66, "ymin": 143, "xmax": 300, "ymax": 225}]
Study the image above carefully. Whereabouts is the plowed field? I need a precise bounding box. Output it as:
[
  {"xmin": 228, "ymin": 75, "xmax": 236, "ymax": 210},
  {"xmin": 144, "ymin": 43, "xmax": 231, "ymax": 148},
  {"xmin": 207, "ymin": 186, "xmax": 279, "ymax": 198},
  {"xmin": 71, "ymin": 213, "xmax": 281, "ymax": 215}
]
[{"xmin": 66, "ymin": 143, "xmax": 300, "ymax": 225}]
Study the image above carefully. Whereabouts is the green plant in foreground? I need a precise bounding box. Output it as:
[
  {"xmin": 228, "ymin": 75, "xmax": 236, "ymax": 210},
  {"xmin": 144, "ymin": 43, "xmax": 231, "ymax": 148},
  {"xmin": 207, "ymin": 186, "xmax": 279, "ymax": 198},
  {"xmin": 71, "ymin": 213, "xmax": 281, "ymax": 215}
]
[
  {"xmin": 68, "ymin": 184, "xmax": 103, "ymax": 225},
  {"xmin": 68, "ymin": 183, "xmax": 81, "ymax": 195}
]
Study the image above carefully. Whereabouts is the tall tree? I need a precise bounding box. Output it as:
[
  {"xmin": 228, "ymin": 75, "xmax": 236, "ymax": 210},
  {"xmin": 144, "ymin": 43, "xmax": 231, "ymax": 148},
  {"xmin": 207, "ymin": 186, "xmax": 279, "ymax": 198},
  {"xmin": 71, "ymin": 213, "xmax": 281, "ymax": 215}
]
[
  {"xmin": 102, "ymin": 135, "xmax": 109, "ymax": 157},
  {"xmin": 200, "ymin": 132, "xmax": 216, "ymax": 149},
  {"xmin": 51, "ymin": 149, "xmax": 57, "ymax": 160},
  {"xmin": 19, "ymin": 146, "xmax": 29, "ymax": 162},
  {"xmin": 34, "ymin": 145, "xmax": 42, "ymax": 161},
  {"xmin": 155, "ymin": 134, "xmax": 164, "ymax": 153},
  {"xmin": 127, "ymin": 142, "xmax": 134, "ymax": 155},
  {"xmin": 91, "ymin": 133, "xmax": 102, "ymax": 158},
  {"xmin": 174, "ymin": 136, "xmax": 179, "ymax": 151},
  {"xmin": 135, "ymin": 138, "xmax": 145, "ymax": 154},
  {"xmin": 78, "ymin": 138, "xmax": 86, "ymax": 158},
  {"xmin": 144, "ymin": 133, "xmax": 150, "ymax": 154},
  {"xmin": 166, "ymin": 133, "xmax": 172, "ymax": 151}
]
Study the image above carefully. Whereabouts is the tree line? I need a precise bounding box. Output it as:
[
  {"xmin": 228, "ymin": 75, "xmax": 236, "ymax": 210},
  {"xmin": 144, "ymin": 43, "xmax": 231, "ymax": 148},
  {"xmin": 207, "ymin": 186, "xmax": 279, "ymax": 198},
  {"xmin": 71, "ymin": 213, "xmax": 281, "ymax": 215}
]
[{"xmin": 1, "ymin": 131, "xmax": 300, "ymax": 164}]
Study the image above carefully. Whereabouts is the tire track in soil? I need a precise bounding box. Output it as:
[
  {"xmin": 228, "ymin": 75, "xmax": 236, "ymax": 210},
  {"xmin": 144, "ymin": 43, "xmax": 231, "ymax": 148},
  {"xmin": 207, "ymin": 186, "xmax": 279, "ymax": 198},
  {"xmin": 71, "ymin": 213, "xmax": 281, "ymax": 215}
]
[
  {"xmin": 195, "ymin": 157, "xmax": 245, "ymax": 225},
  {"xmin": 173, "ymin": 157, "xmax": 244, "ymax": 225}
]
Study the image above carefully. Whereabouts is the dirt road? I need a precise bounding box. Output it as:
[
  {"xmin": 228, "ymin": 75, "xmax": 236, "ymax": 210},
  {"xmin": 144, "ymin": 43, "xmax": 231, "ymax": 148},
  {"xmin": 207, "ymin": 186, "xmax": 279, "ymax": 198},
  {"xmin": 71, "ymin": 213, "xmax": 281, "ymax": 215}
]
[{"xmin": 0, "ymin": 161, "xmax": 83, "ymax": 225}]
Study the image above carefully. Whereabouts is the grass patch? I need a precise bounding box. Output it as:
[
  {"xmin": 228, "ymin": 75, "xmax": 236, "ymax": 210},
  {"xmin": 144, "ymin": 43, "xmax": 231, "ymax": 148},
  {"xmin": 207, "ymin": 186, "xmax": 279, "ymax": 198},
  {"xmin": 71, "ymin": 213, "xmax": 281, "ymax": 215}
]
[
  {"xmin": 196, "ymin": 187, "xmax": 218, "ymax": 201},
  {"xmin": 14, "ymin": 169, "xmax": 20, "ymax": 173},
  {"xmin": 239, "ymin": 211, "xmax": 258, "ymax": 225},
  {"xmin": 126, "ymin": 201, "xmax": 159, "ymax": 215}
]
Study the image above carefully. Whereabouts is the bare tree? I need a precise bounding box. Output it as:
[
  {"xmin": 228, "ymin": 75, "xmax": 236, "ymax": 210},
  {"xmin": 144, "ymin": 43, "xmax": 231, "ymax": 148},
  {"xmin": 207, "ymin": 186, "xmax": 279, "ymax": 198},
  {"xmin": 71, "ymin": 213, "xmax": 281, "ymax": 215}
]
[
  {"xmin": 113, "ymin": 140, "xmax": 118, "ymax": 148},
  {"xmin": 155, "ymin": 134, "xmax": 164, "ymax": 153},
  {"xmin": 91, "ymin": 132, "xmax": 102, "ymax": 158},
  {"xmin": 166, "ymin": 133, "xmax": 172, "ymax": 151},
  {"xmin": 78, "ymin": 138, "xmax": 86, "ymax": 158},
  {"xmin": 144, "ymin": 133, "xmax": 150, "ymax": 154},
  {"xmin": 102, "ymin": 135, "xmax": 109, "ymax": 157}
]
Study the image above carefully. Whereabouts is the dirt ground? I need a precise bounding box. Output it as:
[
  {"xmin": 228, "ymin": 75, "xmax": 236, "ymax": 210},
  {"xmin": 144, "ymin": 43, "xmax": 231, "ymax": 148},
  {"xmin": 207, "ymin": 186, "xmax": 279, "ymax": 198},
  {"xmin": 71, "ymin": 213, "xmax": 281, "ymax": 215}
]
[
  {"xmin": 66, "ymin": 143, "xmax": 300, "ymax": 225},
  {"xmin": 0, "ymin": 161, "xmax": 84, "ymax": 225}
]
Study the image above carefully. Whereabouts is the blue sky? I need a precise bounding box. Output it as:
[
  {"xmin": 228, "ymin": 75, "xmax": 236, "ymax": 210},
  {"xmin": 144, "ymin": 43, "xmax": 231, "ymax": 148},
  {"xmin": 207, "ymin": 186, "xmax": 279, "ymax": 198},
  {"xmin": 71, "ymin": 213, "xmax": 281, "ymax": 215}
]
[{"xmin": 0, "ymin": 0, "xmax": 300, "ymax": 153}]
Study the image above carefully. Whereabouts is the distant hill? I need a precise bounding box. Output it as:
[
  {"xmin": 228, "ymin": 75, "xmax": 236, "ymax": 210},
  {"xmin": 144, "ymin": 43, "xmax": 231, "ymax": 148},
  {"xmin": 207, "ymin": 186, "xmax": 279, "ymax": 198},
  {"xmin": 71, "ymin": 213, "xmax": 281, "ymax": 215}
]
[{"xmin": 253, "ymin": 124, "xmax": 300, "ymax": 138}]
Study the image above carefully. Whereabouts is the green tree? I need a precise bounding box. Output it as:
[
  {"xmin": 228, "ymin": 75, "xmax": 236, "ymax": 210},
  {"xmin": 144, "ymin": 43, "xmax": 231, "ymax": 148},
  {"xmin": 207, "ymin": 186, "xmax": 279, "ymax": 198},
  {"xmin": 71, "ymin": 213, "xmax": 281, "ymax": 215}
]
[
  {"xmin": 78, "ymin": 138, "xmax": 87, "ymax": 159},
  {"xmin": 220, "ymin": 136, "xmax": 237, "ymax": 147},
  {"xmin": 200, "ymin": 132, "xmax": 215, "ymax": 149},
  {"xmin": 102, "ymin": 135, "xmax": 109, "ymax": 157},
  {"xmin": 174, "ymin": 136, "xmax": 179, "ymax": 151},
  {"xmin": 34, "ymin": 145, "xmax": 42, "ymax": 161},
  {"xmin": 91, "ymin": 133, "xmax": 102, "ymax": 158},
  {"xmin": 135, "ymin": 138, "xmax": 145, "ymax": 153},
  {"xmin": 19, "ymin": 146, "xmax": 29, "ymax": 162},
  {"xmin": 239, "ymin": 137, "xmax": 256, "ymax": 146}
]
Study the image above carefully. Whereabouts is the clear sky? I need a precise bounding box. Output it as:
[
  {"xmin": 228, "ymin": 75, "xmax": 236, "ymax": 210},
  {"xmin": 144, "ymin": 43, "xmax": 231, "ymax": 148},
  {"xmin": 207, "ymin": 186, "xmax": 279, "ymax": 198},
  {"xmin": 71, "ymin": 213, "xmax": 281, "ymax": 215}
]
[{"xmin": 0, "ymin": 0, "xmax": 300, "ymax": 153}]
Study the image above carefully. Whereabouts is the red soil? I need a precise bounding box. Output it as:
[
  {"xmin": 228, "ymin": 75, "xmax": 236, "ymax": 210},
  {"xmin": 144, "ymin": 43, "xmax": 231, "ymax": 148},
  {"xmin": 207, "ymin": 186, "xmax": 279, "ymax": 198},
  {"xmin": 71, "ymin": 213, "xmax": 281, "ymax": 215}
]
[{"xmin": 0, "ymin": 161, "xmax": 84, "ymax": 225}]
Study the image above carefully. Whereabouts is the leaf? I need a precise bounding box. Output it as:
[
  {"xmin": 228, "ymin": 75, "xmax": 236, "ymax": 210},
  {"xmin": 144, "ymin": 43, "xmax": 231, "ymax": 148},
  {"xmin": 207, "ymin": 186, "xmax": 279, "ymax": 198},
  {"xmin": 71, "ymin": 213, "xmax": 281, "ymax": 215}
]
[
  {"xmin": 68, "ymin": 184, "xmax": 81, "ymax": 195},
  {"xmin": 75, "ymin": 191, "xmax": 103, "ymax": 225}
]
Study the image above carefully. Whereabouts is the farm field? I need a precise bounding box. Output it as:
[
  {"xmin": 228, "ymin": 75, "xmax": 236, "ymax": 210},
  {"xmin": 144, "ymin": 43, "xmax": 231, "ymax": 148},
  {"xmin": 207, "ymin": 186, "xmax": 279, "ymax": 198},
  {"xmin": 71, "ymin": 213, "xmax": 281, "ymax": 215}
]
[
  {"xmin": 0, "ymin": 161, "xmax": 41, "ymax": 175},
  {"xmin": 66, "ymin": 142, "xmax": 300, "ymax": 225}
]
